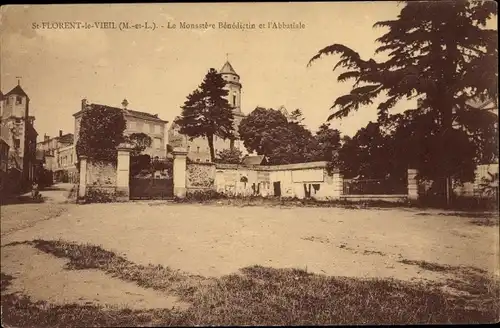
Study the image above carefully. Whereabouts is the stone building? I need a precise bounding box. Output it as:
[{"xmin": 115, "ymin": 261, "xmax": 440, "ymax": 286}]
[
  {"xmin": 168, "ymin": 60, "xmax": 247, "ymax": 162},
  {"xmin": 73, "ymin": 99, "xmax": 169, "ymax": 160},
  {"xmin": 0, "ymin": 82, "xmax": 38, "ymax": 186},
  {"xmin": 36, "ymin": 130, "xmax": 75, "ymax": 181}
]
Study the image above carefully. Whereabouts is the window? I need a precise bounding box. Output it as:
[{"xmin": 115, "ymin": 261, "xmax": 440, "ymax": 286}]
[
  {"xmin": 136, "ymin": 122, "xmax": 144, "ymax": 132},
  {"xmin": 13, "ymin": 138, "xmax": 20, "ymax": 149},
  {"xmin": 196, "ymin": 159, "xmax": 201, "ymax": 162},
  {"xmin": 233, "ymin": 95, "xmax": 236, "ymax": 106},
  {"xmin": 154, "ymin": 138, "xmax": 162, "ymax": 149},
  {"xmin": 187, "ymin": 146, "xmax": 191, "ymax": 152},
  {"xmin": 197, "ymin": 146, "xmax": 200, "ymax": 153},
  {"xmin": 149, "ymin": 123, "xmax": 154, "ymax": 133},
  {"xmin": 16, "ymin": 96, "xmax": 22, "ymax": 105},
  {"xmin": 128, "ymin": 121, "xmax": 136, "ymax": 130},
  {"xmin": 205, "ymin": 159, "xmax": 210, "ymax": 162}
]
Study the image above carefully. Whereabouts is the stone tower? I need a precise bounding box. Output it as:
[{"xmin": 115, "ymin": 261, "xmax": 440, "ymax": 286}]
[
  {"xmin": 219, "ymin": 61, "xmax": 242, "ymax": 114},
  {"xmin": 219, "ymin": 61, "xmax": 245, "ymax": 149}
]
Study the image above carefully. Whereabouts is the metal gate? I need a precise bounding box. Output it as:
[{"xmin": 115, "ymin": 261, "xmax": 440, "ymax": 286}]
[{"xmin": 129, "ymin": 156, "xmax": 173, "ymax": 200}]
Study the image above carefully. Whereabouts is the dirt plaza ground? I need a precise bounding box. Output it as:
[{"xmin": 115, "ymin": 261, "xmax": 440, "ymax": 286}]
[{"xmin": 1, "ymin": 184, "xmax": 499, "ymax": 325}]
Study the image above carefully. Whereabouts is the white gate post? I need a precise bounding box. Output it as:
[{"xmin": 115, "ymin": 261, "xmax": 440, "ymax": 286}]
[
  {"xmin": 172, "ymin": 147, "xmax": 188, "ymax": 199},
  {"xmin": 408, "ymin": 168, "xmax": 419, "ymax": 202},
  {"xmin": 78, "ymin": 155, "xmax": 88, "ymax": 201},
  {"xmin": 116, "ymin": 144, "xmax": 133, "ymax": 201},
  {"xmin": 332, "ymin": 170, "xmax": 343, "ymax": 200}
]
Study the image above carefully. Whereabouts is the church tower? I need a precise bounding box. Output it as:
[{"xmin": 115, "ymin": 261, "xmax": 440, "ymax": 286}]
[
  {"xmin": 219, "ymin": 60, "xmax": 246, "ymax": 152},
  {"xmin": 219, "ymin": 61, "xmax": 242, "ymax": 114}
]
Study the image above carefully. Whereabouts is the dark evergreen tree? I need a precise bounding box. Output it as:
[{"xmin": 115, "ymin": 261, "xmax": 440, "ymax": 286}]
[
  {"xmin": 309, "ymin": 1, "xmax": 498, "ymax": 202},
  {"xmin": 175, "ymin": 68, "xmax": 234, "ymax": 162}
]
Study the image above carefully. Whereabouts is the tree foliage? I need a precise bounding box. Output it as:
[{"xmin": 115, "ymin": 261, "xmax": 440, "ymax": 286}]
[
  {"xmin": 238, "ymin": 107, "xmax": 341, "ymax": 165},
  {"xmin": 125, "ymin": 132, "xmax": 153, "ymax": 156},
  {"xmin": 174, "ymin": 68, "xmax": 234, "ymax": 162},
  {"xmin": 307, "ymin": 123, "xmax": 342, "ymax": 163},
  {"xmin": 76, "ymin": 105, "xmax": 126, "ymax": 163},
  {"xmin": 309, "ymin": 1, "xmax": 498, "ymax": 184},
  {"xmin": 216, "ymin": 148, "xmax": 243, "ymax": 164}
]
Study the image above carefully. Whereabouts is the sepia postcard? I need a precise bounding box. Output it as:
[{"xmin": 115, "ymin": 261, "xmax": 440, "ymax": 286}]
[{"xmin": 0, "ymin": 2, "xmax": 498, "ymax": 326}]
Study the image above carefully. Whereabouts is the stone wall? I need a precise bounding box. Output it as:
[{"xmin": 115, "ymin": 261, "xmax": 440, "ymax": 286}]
[
  {"xmin": 186, "ymin": 162, "xmax": 216, "ymax": 192},
  {"xmin": 212, "ymin": 161, "xmax": 342, "ymax": 200},
  {"xmin": 87, "ymin": 160, "xmax": 117, "ymax": 187},
  {"xmin": 78, "ymin": 158, "xmax": 118, "ymax": 202}
]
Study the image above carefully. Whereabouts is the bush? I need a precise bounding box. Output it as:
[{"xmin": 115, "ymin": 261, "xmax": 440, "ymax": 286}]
[
  {"xmin": 176, "ymin": 189, "xmax": 226, "ymax": 202},
  {"xmin": 85, "ymin": 188, "xmax": 115, "ymax": 204}
]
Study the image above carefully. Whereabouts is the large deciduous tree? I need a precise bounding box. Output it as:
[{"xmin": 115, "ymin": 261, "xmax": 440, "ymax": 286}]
[
  {"xmin": 174, "ymin": 68, "xmax": 234, "ymax": 162},
  {"xmin": 76, "ymin": 105, "xmax": 126, "ymax": 163},
  {"xmin": 239, "ymin": 107, "xmax": 317, "ymax": 164},
  {"xmin": 309, "ymin": 1, "xmax": 498, "ymax": 201}
]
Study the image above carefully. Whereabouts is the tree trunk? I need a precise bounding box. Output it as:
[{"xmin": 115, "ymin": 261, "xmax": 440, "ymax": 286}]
[{"xmin": 207, "ymin": 134, "xmax": 215, "ymax": 162}]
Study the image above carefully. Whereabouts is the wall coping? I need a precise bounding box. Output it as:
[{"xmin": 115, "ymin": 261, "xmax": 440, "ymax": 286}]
[
  {"xmin": 187, "ymin": 161, "xmax": 216, "ymax": 167},
  {"xmin": 215, "ymin": 161, "xmax": 330, "ymax": 171}
]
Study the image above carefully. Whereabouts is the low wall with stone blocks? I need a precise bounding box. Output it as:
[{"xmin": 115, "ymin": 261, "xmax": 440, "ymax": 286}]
[{"xmin": 186, "ymin": 162, "xmax": 216, "ymax": 193}]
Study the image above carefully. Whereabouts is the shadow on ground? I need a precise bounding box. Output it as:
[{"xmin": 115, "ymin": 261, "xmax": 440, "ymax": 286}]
[
  {"xmin": 0, "ymin": 195, "xmax": 45, "ymax": 206},
  {"xmin": 1, "ymin": 239, "xmax": 498, "ymax": 326}
]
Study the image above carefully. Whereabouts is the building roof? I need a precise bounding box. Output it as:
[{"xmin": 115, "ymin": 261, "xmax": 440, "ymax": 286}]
[
  {"xmin": 5, "ymin": 85, "xmax": 29, "ymax": 100},
  {"xmin": 220, "ymin": 61, "xmax": 239, "ymax": 77},
  {"xmin": 58, "ymin": 133, "xmax": 74, "ymax": 144},
  {"xmin": 125, "ymin": 108, "xmax": 168, "ymax": 123},
  {"xmin": 73, "ymin": 103, "xmax": 168, "ymax": 123},
  {"xmin": 0, "ymin": 91, "xmax": 4, "ymax": 100},
  {"xmin": 242, "ymin": 155, "xmax": 267, "ymax": 166}
]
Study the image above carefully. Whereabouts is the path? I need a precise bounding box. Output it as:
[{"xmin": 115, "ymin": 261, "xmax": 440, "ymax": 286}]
[{"xmin": 1, "ymin": 183, "xmax": 76, "ymax": 237}]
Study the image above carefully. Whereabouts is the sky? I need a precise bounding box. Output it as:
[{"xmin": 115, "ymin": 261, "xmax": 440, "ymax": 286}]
[{"xmin": 1, "ymin": 2, "xmax": 423, "ymax": 140}]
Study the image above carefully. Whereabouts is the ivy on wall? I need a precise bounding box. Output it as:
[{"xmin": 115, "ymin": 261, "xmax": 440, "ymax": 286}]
[{"xmin": 76, "ymin": 105, "xmax": 127, "ymax": 164}]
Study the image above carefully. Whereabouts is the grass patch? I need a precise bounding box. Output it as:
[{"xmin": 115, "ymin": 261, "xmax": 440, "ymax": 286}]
[
  {"xmin": 1, "ymin": 272, "xmax": 14, "ymax": 292},
  {"xmin": 2, "ymin": 240, "xmax": 499, "ymax": 325},
  {"xmin": 399, "ymin": 259, "xmax": 455, "ymax": 273}
]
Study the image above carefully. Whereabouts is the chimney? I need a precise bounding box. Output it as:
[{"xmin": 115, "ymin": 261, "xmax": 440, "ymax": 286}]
[
  {"xmin": 81, "ymin": 98, "xmax": 87, "ymax": 111},
  {"xmin": 59, "ymin": 130, "xmax": 63, "ymax": 137},
  {"xmin": 44, "ymin": 134, "xmax": 49, "ymax": 142}
]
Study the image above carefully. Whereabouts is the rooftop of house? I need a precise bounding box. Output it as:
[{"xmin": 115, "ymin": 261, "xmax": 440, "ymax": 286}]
[
  {"xmin": 242, "ymin": 155, "xmax": 267, "ymax": 166},
  {"xmin": 74, "ymin": 103, "xmax": 168, "ymax": 123},
  {"xmin": 38, "ymin": 133, "xmax": 74, "ymax": 146}
]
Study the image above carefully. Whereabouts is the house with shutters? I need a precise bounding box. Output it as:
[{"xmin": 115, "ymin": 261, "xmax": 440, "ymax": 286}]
[{"xmin": 73, "ymin": 99, "xmax": 169, "ymax": 160}]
